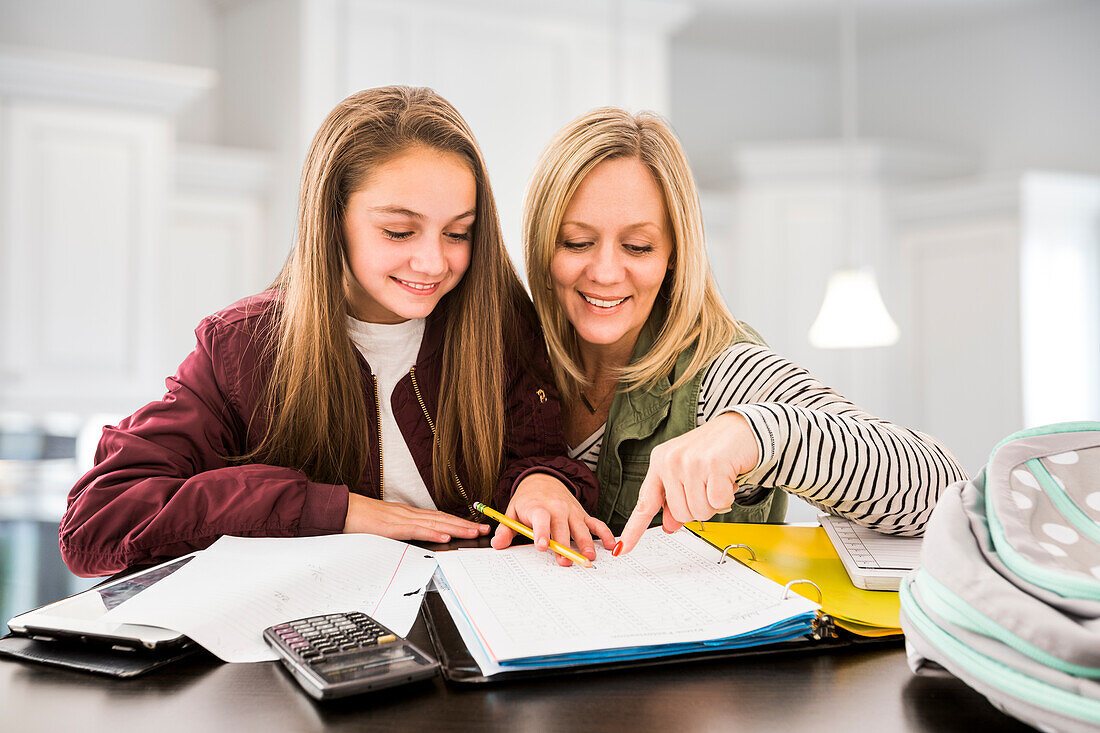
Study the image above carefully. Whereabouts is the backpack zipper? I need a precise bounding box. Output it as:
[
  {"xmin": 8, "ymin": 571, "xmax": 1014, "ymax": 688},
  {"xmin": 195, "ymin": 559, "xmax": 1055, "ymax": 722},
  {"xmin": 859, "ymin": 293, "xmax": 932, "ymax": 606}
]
[
  {"xmin": 915, "ymin": 568, "xmax": 1100, "ymax": 678},
  {"xmin": 983, "ymin": 422, "xmax": 1100, "ymax": 601},
  {"xmin": 1026, "ymin": 458, "xmax": 1100, "ymax": 545},
  {"xmin": 901, "ymin": 575, "xmax": 1100, "ymax": 725},
  {"xmin": 985, "ymin": 447, "xmax": 1100, "ymax": 601},
  {"xmin": 987, "ymin": 494, "xmax": 1100, "ymax": 602},
  {"xmin": 408, "ymin": 366, "xmax": 475, "ymax": 519}
]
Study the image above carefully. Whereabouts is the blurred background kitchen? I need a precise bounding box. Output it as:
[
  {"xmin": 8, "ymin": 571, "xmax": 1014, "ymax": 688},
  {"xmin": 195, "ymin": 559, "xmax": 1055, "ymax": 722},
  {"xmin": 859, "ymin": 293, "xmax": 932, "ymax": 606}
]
[{"xmin": 1, "ymin": 0, "xmax": 1098, "ymax": 624}]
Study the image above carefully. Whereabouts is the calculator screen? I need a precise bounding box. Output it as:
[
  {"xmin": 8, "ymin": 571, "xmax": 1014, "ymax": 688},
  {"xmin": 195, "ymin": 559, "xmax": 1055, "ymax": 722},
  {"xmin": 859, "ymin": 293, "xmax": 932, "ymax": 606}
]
[{"xmin": 316, "ymin": 646, "xmax": 427, "ymax": 683}]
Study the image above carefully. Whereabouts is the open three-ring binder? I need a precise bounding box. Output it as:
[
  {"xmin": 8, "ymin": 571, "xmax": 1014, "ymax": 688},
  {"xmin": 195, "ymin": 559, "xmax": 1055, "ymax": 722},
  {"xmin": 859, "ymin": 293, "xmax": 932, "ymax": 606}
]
[
  {"xmin": 424, "ymin": 524, "xmax": 902, "ymax": 684},
  {"xmin": 689, "ymin": 522, "xmax": 904, "ymax": 638}
]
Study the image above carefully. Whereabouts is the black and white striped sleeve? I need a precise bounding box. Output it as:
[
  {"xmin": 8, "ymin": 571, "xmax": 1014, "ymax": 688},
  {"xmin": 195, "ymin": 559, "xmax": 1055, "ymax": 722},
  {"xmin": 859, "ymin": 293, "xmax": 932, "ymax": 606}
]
[{"xmin": 697, "ymin": 343, "xmax": 968, "ymax": 536}]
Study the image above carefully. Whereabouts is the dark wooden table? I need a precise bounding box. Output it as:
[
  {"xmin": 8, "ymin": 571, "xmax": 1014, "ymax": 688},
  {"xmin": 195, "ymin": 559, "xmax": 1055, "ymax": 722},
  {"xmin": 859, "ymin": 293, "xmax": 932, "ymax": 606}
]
[
  {"xmin": 0, "ymin": 534, "xmax": 1038, "ymax": 732},
  {"xmin": 0, "ymin": 620, "xmax": 1035, "ymax": 732}
]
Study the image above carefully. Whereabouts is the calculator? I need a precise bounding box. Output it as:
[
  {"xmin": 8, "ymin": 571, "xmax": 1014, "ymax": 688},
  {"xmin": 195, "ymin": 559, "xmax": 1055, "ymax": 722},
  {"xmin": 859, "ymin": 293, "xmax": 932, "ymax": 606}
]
[{"xmin": 263, "ymin": 611, "xmax": 439, "ymax": 700}]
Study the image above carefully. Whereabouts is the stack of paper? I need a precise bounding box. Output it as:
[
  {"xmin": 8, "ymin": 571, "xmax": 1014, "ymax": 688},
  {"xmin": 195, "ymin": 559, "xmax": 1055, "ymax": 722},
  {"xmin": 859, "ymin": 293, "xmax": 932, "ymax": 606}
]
[
  {"xmin": 103, "ymin": 534, "xmax": 438, "ymax": 662},
  {"xmin": 433, "ymin": 527, "xmax": 820, "ymax": 675}
]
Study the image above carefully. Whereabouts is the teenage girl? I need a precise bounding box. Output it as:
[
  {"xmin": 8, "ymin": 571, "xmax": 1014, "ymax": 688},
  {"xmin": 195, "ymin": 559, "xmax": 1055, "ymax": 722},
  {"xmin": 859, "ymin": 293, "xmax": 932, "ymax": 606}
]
[{"xmin": 60, "ymin": 86, "xmax": 614, "ymax": 577}]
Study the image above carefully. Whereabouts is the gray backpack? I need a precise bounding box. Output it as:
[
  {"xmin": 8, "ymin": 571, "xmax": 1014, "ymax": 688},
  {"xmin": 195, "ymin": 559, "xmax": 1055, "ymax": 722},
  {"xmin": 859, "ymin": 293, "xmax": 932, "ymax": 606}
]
[{"xmin": 900, "ymin": 421, "xmax": 1100, "ymax": 733}]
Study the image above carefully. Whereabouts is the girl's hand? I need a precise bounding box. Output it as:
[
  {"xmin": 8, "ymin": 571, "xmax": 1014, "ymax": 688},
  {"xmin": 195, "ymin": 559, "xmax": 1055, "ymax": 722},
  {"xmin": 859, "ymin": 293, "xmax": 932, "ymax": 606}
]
[
  {"xmin": 343, "ymin": 493, "xmax": 490, "ymax": 543},
  {"xmin": 616, "ymin": 412, "xmax": 760, "ymax": 555},
  {"xmin": 490, "ymin": 473, "xmax": 616, "ymax": 566}
]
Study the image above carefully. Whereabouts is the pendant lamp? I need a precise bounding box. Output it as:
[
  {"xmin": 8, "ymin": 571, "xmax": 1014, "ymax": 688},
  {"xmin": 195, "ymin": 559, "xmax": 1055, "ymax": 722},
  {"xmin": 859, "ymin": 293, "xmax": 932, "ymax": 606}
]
[{"xmin": 809, "ymin": 0, "xmax": 899, "ymax": 350}]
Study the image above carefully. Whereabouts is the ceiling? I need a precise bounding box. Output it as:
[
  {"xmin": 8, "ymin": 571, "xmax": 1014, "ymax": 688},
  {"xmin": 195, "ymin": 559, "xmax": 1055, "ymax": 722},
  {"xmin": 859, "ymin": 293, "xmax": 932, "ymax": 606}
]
[{"xmin": 674, "ymin": 0, "xmax": 1082, "ymax": 57}]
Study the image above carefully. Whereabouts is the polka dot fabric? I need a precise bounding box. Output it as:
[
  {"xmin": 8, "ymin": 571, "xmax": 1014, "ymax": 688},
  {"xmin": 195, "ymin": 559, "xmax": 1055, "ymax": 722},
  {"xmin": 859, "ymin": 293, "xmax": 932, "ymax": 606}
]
[
  {"xmin": 1041, "ymin": 447, "xmax": 1100, "ymax": 522},
  {"xmin": 994, "ymin": 443, "xmax": 1100, "ymax": 589}
]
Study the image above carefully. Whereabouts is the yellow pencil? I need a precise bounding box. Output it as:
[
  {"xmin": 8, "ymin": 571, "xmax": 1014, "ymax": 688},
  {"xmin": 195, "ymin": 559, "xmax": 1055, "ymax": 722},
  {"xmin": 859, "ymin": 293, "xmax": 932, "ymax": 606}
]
[{"xmin": 473, "ymin": 502, "xmax": 593, "ymax": 568}]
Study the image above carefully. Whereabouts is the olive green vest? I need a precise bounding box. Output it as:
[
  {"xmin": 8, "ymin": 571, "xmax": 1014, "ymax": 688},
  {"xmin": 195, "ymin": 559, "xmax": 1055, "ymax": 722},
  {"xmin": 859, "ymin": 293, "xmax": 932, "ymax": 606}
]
[{"xmin": 593, "ymin": 314, "xmax": 787, "ymax": 534}]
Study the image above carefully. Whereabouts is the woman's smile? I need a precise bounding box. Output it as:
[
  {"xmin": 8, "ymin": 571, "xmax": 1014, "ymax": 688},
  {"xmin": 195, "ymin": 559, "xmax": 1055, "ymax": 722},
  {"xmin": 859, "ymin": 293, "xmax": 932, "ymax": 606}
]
[{"xmin": 580, "ymin": 291, "xmax": 630, "ymax": 310}]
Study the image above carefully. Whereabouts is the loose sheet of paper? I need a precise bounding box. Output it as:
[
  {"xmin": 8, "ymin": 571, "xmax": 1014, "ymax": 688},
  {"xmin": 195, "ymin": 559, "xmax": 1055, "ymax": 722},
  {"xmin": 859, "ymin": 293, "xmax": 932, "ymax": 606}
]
[
  {"xmin": 434, "ymin": 527, "xmax": 819, "ymax": 662},
  {"xmin": 103, "ymin": 534, "xmax": 437, "ymax": 663}
]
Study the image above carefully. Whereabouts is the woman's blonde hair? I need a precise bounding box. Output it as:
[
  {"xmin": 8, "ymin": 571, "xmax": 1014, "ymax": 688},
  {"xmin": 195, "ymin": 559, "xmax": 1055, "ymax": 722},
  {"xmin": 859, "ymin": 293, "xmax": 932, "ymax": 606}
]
[
  {"xmin": 524, "ymin": 107, "xmax": 754, "ymax": 402},
  {"xmin": 247, "ymin": 86, "xmax": 529, "ymax": 512}
]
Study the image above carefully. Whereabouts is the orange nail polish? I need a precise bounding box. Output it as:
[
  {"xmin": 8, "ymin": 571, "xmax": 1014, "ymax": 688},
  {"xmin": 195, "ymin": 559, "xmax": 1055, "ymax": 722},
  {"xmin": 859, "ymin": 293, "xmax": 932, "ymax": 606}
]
[{"xmin": 612, "ymin": 541, "xmax": 623, "ymax": 557}]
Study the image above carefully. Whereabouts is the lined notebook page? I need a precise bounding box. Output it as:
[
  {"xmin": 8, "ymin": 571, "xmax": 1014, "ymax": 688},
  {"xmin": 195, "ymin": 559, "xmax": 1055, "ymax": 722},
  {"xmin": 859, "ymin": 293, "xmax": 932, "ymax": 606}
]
[{"xmin": 434, "ymin": 528, "xmax": 819, "ymax": 662}]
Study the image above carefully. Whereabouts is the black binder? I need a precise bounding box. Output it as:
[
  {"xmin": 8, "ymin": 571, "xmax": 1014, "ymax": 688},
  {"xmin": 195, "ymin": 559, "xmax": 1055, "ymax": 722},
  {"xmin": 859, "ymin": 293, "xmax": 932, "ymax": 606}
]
[
  {"xmin": 420, "ymin": 588, "xmax": 899, "ymax": 685},
  {"xmin": 0, "ymin": 634, "xmax": 199, "ymax": 678}
]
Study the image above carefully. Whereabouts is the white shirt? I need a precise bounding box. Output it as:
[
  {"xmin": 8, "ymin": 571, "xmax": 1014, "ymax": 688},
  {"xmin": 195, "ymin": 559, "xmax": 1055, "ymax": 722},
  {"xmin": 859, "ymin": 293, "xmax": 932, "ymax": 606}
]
[{"xmin": 346, "ymin": 316, "xmax": 436, "ymax": 510}]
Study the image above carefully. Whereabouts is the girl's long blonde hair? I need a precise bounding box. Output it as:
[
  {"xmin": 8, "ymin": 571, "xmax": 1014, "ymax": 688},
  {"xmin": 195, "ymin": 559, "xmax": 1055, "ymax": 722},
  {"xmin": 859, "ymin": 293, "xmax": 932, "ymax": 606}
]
[
  {"xmin": 249, "ymin": 86, "xmax": 528, "ymax": 511},
  {"xmin": 524, "ymin": 107, "xmax": 756, "ymax": 403}
]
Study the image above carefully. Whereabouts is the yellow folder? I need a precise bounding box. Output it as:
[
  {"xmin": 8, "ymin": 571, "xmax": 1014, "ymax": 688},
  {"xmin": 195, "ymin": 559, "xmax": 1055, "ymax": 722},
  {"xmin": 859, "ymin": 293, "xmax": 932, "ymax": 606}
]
[{"xmin": 689, "ymin": 522, "xmax": 902, "ymax": 636}]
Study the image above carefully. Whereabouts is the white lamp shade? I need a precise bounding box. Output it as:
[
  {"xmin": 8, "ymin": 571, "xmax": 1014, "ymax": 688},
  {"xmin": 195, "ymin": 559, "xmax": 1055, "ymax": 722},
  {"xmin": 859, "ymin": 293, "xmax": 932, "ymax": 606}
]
[{"xmin": 809, "ymin": 269, "xmax": 900, "ymax": 349}]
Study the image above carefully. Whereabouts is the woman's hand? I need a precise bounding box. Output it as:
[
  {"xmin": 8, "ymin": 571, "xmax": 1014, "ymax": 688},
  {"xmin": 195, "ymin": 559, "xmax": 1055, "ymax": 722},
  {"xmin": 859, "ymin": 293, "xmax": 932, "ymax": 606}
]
[
  {"xmin": 490, "ymin": 473, "xmax": 616, "ymax": 566},
  {"xmin": 616, "ymin": 412, "xmax": 760, "ymax": 555},
  {"xmin": 343, "ymin": 493, "xmax": 490, "ymax": 543}
]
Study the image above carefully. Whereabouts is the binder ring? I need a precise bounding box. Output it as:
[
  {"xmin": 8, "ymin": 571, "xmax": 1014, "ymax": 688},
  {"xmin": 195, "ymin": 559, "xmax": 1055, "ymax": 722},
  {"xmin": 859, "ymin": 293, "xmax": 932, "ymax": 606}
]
[
  {"xmin": 781, "ymin": 579, "xmax": 822, "ymax": 603},
  {"xmin": 718, "ymin": 544, "xmax": 756, "ymax": 564}
]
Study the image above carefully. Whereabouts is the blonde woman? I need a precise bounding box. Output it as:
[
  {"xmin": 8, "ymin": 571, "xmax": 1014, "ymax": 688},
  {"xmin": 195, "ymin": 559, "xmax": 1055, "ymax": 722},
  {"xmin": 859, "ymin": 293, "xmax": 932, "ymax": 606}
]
[
  {"xmin": 510, "ymin": 107, "xmax": 967, "ymax": 556},
  {"xmin": 61, "ymin": 87, "xmax": 612, "ymax": 577}
]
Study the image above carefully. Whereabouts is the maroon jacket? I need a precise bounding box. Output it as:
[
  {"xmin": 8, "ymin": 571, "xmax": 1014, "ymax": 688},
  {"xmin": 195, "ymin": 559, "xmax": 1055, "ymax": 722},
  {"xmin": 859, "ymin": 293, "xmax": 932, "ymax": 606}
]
[{"xmin": 59, "ymin": 291, "xmax": 597, "ymax": 576}]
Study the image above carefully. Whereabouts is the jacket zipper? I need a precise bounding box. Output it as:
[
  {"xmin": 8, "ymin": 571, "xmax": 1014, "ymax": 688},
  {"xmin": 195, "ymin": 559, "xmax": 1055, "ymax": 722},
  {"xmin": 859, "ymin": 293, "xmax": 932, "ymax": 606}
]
[
  {"xmin": 372, "ymin": 375, "xmax": 383, "ymax": 502},
  {"xmin": 408, "ymin": 366, "xmax": 475, "ymax": 518}
]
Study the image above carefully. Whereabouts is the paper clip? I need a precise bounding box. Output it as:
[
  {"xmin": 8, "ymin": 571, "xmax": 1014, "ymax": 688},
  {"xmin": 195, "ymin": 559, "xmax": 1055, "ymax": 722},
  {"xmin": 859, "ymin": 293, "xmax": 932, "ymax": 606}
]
[
  {"xmin": 781, "ymin": 579, "xmax": 823, "ymax": 603},
  {"xmin": 718, "ymin": 544, "xmax": 757, "ymax": 564}
]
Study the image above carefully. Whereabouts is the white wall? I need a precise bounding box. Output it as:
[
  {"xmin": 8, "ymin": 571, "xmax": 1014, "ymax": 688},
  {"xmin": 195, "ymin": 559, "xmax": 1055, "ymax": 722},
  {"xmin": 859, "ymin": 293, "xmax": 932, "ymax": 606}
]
[
  {"xmin": 218, "ymin": 0, "xmax": 305, "ymax": 275},
  {"xmin": 861, "ymin": 1, "xmax": 1100, "ymax": 175},
  {"xmin": 670, "ymin": 45, "xmax": 835, "ymax": 188},
  {"xmin": 0, "ymin": 0, "xmax": 220, "ymax": 142},
  {"xmin": 0, "ymin": 0, "xmax": 215, "ymax": 65},
  {"xmin": 670, "ymin": 1, "xmax": 1100, "ymax": 188}
]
